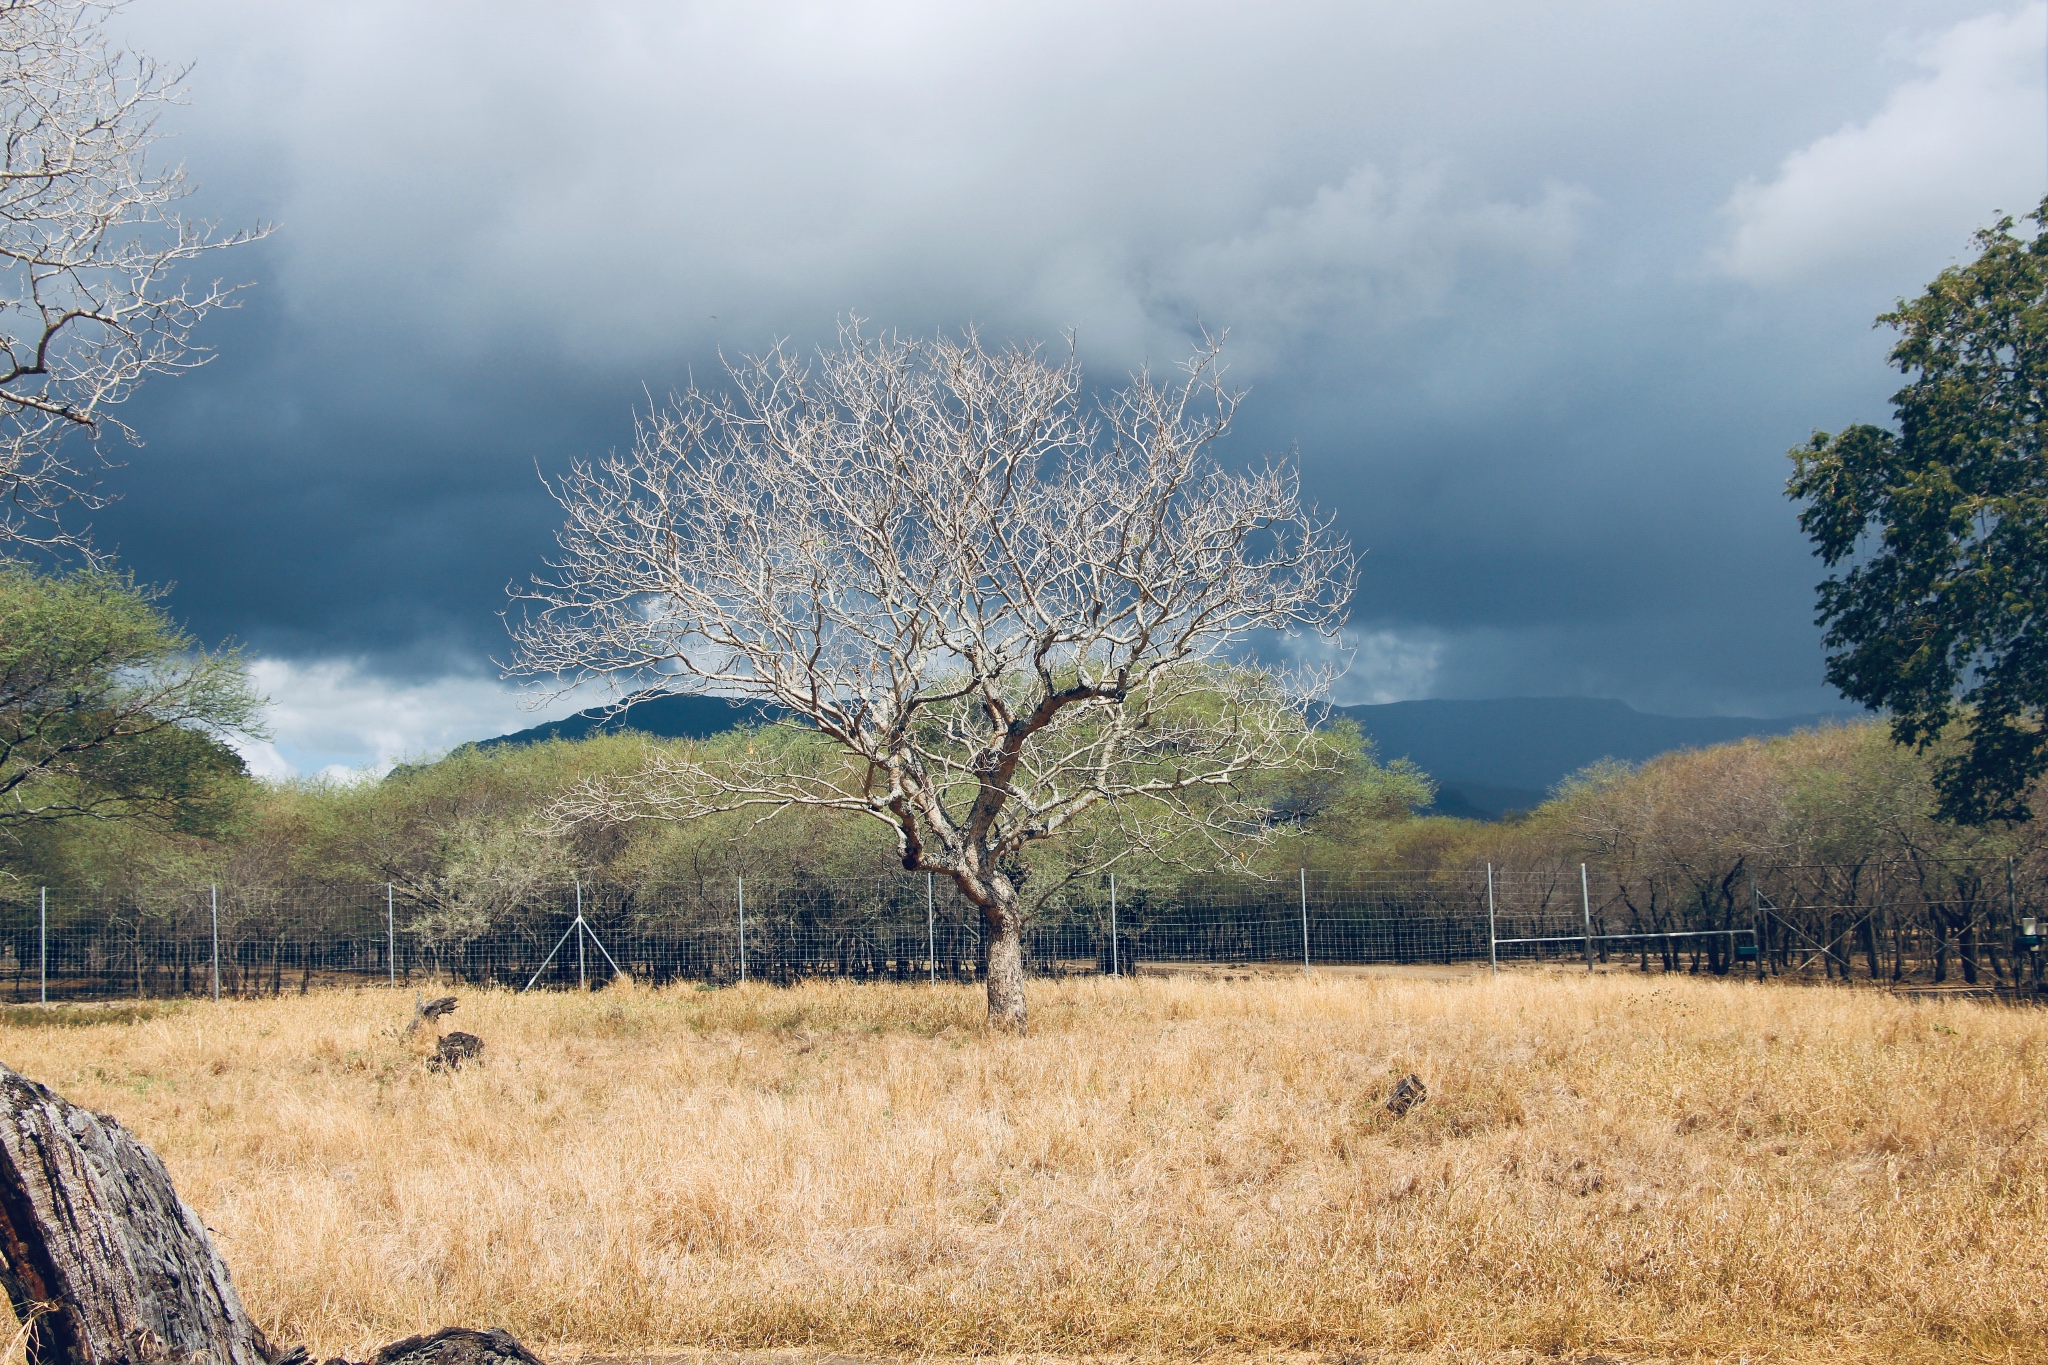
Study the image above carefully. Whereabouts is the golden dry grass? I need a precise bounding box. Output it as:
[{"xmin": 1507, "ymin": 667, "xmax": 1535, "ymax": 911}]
[{"xmin": 2, "ymin": 974, "xmax": 2043, "ymax": 1364}]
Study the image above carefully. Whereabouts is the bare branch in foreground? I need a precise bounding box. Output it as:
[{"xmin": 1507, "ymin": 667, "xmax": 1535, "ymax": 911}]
[{"xmin": 0, "ymin": 0, "xmax": 268, "ymax": 547}]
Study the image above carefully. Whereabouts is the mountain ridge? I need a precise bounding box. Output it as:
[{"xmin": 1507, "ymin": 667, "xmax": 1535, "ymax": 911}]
[{"xmin": 1326, "ymin": 697, "xmax": 1847, "ymax": 818}]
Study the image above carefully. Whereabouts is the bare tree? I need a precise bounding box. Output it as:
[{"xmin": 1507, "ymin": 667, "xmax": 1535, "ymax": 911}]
[
  {"xmin": 0, "ymin": 0, "xmax": 262, "ymax": 546},
  {"xmin": 510, "ymin": 325, "xmax": 1354, "ymax": 1030}
]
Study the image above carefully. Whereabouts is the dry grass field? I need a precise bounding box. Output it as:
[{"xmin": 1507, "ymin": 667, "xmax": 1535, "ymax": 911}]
[{"xmin": 2, "ymin": 974, "xmax": 2044, "ymax": 1365}]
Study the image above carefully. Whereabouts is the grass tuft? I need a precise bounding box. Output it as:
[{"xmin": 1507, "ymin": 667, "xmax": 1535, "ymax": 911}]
[{"xmin": 0, "ymin": 1000, "xmax": 180, "ymax": 1029}]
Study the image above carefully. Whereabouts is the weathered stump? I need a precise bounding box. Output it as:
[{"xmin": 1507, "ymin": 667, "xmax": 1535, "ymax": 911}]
[
  {"xmin": 403, "ymin": 997, "xmax": 459, "ymax": 1039},
  {"xmin": 0, "ymin": 1063, "xmax": 547, "ymax": 1365},
  {"xmin": 366, "ymin": 1329, "xmax": 544, "ymax": 1365},
  {"xmin": 0, "ymin": 1062, "xmax": 276, "ymax": 1365},
  {"xmin": 1384, "ymin": 1073, "xmax": 1427, "ymax": 1116},
  {"xmin": 428, "ymin": 1034, "xmax": 483, "ymax": 1073}
]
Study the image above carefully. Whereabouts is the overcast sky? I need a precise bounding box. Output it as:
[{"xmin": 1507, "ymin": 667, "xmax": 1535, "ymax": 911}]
[{"xmin": 82, "ymin": 1, "xmax": 2048, "ymax": 778}]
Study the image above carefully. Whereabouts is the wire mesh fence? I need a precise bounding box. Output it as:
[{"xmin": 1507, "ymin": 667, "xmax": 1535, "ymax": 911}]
[{"xmin": 2, "ymin": 859, "xmax": 2043, "ymax": 1002}]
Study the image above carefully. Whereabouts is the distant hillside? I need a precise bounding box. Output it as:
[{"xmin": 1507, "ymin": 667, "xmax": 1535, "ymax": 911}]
[
  {"xmin": 480, "ymin": 691, "xmax": 1851, "ymax": 820},
  {"xmin": 1334, "ymin": 697, "xmax": 1848, "ymax": 818},
  {"xmin": 478, "ymin": 693, "xmax": 780, "ymax": 747}
]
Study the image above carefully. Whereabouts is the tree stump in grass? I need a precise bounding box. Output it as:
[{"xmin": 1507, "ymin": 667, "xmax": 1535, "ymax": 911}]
[
  {"xmin": 364, "ymin": 1328, "xmax": 546, "ymax": 1365},
  {"xmin": 403, "ymin": 996, "xmax": 459, "ymax": 1038},
  {"xmin": 0, "ymin": 1062, "xmax": 276, "ymax": 1365},
  {"xmin": 1384, "ymin": 1073, "xmax": 1427, "ymax": 1117},
  {"xmin": 0, "ymin": 1064, "xmax": 547, "ymax": 1365},
  {"xmin": 428, "ymin": 1033, "xmax": 484, "ymax": 1073}
]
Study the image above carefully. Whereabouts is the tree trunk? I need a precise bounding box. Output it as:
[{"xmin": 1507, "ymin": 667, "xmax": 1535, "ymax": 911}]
[
  {"xmin": 984, "ymin": 904, "xmax": 1027, "ymax": 1033},
  {"xmin": 0, "ymin": 1063, "xmax": 276, "ymax": 1365}
]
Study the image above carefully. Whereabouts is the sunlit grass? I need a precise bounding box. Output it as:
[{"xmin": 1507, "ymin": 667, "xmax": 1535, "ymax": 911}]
[{"xmin": 3, "ymin": 973, "xmax": 2042, "ymax": 1363}]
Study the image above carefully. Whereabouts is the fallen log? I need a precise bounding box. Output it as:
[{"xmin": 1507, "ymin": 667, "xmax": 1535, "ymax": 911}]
[{"xmin": 403, "ymin": 997, "xmax": 459, "ymax": 1039}]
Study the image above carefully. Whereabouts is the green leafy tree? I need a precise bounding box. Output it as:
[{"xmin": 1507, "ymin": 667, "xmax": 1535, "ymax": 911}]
[
  {"xmin": 306, "ymin": 735, "xmax": 651, "ymax": 943},
  {"xmin": 0, "ymin": 560, "xmax": 263, "ymax": 843},
  {"xmin": 1788, "ymin": 196, "xmax": 2048, "ymax": 823}
]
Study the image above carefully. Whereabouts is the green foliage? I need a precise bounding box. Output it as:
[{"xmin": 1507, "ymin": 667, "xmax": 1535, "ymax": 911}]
[
  {"xmin": 9, "ymin": 692, "xmax": 1436, "ymax": 911},
  {"xmin": 1242, "ymin": 719, "xmax": 1436, "ymax": 871},
  {"xmin": 0, "ymin": 560, "xmax": 261, "ymax": 864},
  {"xmin": 553, "ymin": 663, "xmax": 1408, "ymax": 911},
  {"xmin": 574, "ymin": 725, "xmax": 902, "ymax": 896},
  {"xmin": 17, "ymin": 696, "xmax": 2017, "ymax": 927},
  {"xmin": 1787, "ymin": 196, "xmax": 2048, "ymax": 823},
  {"xmin": 1494, "ymin": 719, "xmax": 2041, "ymax": 886},
  {"xmin": 276, "ymin": 735, "xmax": 657, "ymax": 938}
]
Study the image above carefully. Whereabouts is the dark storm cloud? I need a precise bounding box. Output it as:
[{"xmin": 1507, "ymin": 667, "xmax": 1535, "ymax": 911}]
[{"xmin": 76, "ymin": 0, "xmax": 2048, "ymax": 770}]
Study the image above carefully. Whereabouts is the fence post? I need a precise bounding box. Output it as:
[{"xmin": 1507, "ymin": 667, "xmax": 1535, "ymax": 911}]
[
  {"xmin": 1110, "ymin": 873, "xmax": 1119, "ymax": 977},
  {"xmin": 38, "ymin": 886, "xmax": 46, "ymax": 1006},
  {"xmin": 209, "ymin": 884, "xmax": 220, "ymax": 1002},
  {"xmin": 1882, "ymin": 884, "xmax": 1897, "ymax": 983},
  {"xmin": 2026, "ymin": 855, "xmax": 2046, "ymax": 994},
  {"xmin": 575, "ymin": 876, "xmax": 586, "ymax": 991},
  {"xmin": 1750, "ymin": 868, "xmax": 1764, "ymax": 982},
  {"xmin": 1486, "ymin": 863, "xmax": 1497, "ymax": 974},
  {"xmin": 387, "ymin": 883, "xmax": 396, "ymax": 987},
  {"xmin": 1300, "ymin": 867, "xmax": 1310, "ymax": 975},
  {"xmin": 737, "ymin": 875, "xmax": 746, "ymax": 985},
  {"xmin": 1580, "ymin": 863, "xmax": 1594, "ymax": 973},
  {"xmin": 927, "ymin": 871, "xmax": 935, "ymax": 984}
]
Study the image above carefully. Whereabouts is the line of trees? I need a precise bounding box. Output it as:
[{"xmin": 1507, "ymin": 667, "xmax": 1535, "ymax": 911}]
[
  {"xmin": 1351, "ymin": 723, "xmax": 2046, "ymax": 984},
  {"xmin": 9, "ymin": 699, "xmax": 2044, "ymax": 988}
]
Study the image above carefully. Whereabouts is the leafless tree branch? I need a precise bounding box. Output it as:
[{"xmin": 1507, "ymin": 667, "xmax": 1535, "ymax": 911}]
[
  {"xmin": 0, "ymin": 0, "xmax": 267, "ymax": 547},
  {"xmin": 509, "ymin": 322, "xmax": 1355, "ymax": 1028}
]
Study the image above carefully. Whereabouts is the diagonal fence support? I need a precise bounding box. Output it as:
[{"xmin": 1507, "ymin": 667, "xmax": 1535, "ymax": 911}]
[{"xmin": 522, "ymin": 879, "xmax": 626, "ymax": 993}]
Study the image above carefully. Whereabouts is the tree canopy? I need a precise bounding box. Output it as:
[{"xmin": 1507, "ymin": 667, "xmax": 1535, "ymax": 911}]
[
  {"xmin": 511, "ymin": 325, "xmax": 1354, "ymax": 1030},
  {"xmin": 1787, "ymin": 196, "xmax": 2048, "ymax": 823},
  {"xmin": 0, "ymin": 560, "xmax": 262, "ymax": 847}
]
